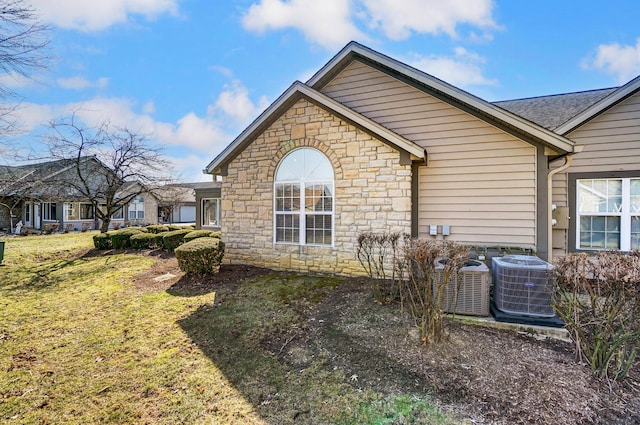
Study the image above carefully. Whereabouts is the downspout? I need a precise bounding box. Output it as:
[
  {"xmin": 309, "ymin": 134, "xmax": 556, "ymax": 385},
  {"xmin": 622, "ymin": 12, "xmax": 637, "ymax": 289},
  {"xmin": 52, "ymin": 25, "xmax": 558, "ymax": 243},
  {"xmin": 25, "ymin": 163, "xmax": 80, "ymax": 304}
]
[{"xmin": 546, "ymin": 145, "xmax": 583, "ymax": 262}]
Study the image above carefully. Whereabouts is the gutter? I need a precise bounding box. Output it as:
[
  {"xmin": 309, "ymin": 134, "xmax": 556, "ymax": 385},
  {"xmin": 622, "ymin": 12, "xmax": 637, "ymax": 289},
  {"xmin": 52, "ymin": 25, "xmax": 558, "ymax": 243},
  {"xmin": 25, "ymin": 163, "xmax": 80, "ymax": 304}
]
[{"xmin": 546, "ymin": 145, "xmax": 584, "ymax": 262}]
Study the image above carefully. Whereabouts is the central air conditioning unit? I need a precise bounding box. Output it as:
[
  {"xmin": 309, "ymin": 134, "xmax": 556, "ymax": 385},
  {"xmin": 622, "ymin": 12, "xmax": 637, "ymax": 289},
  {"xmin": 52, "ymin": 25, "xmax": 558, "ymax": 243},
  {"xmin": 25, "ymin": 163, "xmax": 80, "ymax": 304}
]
[
  {"xmin": 435, "ymin": 259, "xmax": 491, "ymax": 316},
  {"xmin": 492, "ymin": 255, "xmax": 555, "ymax": 318}
]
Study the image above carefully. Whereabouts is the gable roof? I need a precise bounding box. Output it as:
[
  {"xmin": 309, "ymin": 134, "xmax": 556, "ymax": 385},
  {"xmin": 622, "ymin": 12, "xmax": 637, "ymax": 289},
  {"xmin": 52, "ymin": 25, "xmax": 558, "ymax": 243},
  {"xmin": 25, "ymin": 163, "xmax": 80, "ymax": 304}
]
[
  {"xmin": 204, "ymin": 81, "xmax": 426, "ymax": 175},
  {"xmin": 553, "ymin": 74, "xmax": 640, "ymax": 135},
  {"xmin": 493, "ymin": 87, "xmax": 618, "ymax": 131},
  {"xmin": 306, "ymin": 41, "xmax": 576, "ymax": 154}
]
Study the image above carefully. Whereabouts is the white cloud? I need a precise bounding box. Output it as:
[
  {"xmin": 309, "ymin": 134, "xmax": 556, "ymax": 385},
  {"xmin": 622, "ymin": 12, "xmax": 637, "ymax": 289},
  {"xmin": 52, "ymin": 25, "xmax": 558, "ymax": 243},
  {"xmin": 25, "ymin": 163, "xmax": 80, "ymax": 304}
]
[
  {"xmin": 406, "ymin": 47, "xmax": 496, "ymax": 87},
  {"xmin": 13, "ymin": 79, "xmax": 268, "ymax": 157},
  {"xmin": 583, "ymin": 39, "xmax": 640, "ymax": 84},
  {"xmin": 0, "ymin": 72, "xmax": 34, "ymax": 89},
  {"xmin": 241, "ymin": 0, "xmax": 497, "ymax": 49},
  {"xmin": 242, "ymin": 0, "xmax": 364, "ymax": 49},
  {"xmin": 211, "ymin": 80, "xmax": 270, "ymax": 124},
  {"xmin": 57, "ymin": 76, "xmax": 109, "ymax": 90},
  {"xmin": 361, "ymin": 0, "xmax": 496, "ymax": 40},
  {"xmin": 30, "ymin": 0, "xmax": 179, "ymax": 31}
]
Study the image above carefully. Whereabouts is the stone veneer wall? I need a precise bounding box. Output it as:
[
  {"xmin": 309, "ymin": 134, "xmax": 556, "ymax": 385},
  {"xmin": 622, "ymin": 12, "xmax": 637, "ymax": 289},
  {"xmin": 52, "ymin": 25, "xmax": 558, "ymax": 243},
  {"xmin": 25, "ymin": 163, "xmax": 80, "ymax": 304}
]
[{"xmin": 221, "ymin": 99, "xmax": 413, "ymax": 276}]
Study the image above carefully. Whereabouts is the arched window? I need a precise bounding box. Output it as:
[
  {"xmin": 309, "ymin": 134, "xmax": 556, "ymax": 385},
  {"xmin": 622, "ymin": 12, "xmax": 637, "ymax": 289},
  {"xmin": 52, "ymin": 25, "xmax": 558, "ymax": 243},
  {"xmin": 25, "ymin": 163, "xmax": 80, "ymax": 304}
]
[{"xmin": 274, "ymin": 148, "xmax": 334, "ymax": 245}]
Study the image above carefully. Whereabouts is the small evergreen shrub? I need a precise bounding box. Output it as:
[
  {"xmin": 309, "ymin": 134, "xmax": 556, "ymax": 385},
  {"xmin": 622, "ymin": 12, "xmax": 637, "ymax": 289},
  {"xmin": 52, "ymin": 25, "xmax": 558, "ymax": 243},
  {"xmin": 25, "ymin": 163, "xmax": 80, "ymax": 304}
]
[
  {"xmin": 130, "ymin": 232, "xmax": 158, "ymax": 250},
  {"xmin": 107, "ymin": 228, "xmax": 144, "ymax": 249},
  {"xmin": 161, "ymin": 229, "xmax": 192, "ymax": 251},
  {"xmin": 175, "ymin": 237, "xmax": 225, "ymax": 274},
  {"xmin": 183, "ymin": 230, "xmax": 219, "ymax": 243},
  {"xmin": 146, "ymin": 225, "xmax": 170, "ymax": 234},
  {"xmin": 93, "ymin": 233, "xmax": 112, "ymax": 250}
]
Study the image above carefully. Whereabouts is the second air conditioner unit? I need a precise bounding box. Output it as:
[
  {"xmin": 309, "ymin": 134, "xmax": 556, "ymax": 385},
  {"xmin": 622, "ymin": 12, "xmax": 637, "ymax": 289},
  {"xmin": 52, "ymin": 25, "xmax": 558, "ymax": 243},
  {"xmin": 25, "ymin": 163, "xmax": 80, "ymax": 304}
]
[{"xmin": 435, "ymin": 259, "xmax": 491, "ymax": 316}]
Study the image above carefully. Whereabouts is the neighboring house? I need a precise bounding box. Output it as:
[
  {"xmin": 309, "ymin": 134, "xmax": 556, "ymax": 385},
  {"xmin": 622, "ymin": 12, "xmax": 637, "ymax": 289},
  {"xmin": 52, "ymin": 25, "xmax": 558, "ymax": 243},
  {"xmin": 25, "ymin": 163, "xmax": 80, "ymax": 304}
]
[
  {"xmin": 203, "ymin": 41, "xmax": 640, "ymax": 276},
  {"xmin": 0, "ymin": 157, "xmax": 171, "ymax": 232},
  {"xmin": 0, "ymin": 157, "xmax": 114, "ymax": 232}
]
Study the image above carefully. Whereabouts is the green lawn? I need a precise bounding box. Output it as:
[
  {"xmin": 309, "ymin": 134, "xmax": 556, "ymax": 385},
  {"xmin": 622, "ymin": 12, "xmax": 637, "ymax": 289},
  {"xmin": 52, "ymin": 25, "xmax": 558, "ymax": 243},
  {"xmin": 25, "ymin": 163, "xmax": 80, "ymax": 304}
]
[{"xmin": 0, "ymin": 233, "xmax": 451, "ymax": 424}]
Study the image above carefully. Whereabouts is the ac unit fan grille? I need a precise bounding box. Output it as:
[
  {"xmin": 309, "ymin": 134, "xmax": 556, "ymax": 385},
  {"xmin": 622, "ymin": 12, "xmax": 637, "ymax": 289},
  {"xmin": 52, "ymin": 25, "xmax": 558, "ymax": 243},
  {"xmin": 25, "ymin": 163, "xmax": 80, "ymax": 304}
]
[{"xmin": 493, "ymin": 258, "xmax": 555, "ymax": 318}]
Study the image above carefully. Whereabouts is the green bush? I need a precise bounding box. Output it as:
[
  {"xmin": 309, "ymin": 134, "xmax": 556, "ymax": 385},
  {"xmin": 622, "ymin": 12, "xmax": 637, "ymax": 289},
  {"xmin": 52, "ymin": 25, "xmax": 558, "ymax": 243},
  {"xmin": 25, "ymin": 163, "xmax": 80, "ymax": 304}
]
[
  {"xmin": 175, "ymin": 237, "xmax": 225, "ymax": 274},
  {"xmin": 107, "ymin": 228, "xmax": 144, "ymax": 249},
  {"xmin": 93, "ymin": 233, "xmax": 112, "ymax": 250},
  {"xmin": 130, "ymin": 232, "xmax": 158, "ymax": 250},
  {"xmin": 161, "ymin": 229, "xmax": 192, "ymax": 251},
  {"xmin": 146, "ymin": 225, "xmax": 170, "ymax": 234},
  {"xmin": 183, "ymin": 230, "xmax": 219, "ymax": 243}
]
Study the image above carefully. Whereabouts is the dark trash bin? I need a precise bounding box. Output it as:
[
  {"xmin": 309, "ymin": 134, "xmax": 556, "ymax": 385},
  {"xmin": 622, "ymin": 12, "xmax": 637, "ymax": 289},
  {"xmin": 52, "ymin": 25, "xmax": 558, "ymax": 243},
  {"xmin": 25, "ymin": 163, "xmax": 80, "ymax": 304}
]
[{"xmin": 0, "ymin": 240, "xmax": 5, "ymax": 265}]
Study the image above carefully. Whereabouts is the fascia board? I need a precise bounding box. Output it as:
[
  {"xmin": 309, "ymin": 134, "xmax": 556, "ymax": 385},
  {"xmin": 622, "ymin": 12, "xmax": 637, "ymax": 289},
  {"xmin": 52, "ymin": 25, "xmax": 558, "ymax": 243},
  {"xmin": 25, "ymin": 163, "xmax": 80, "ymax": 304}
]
[
  {"xmin": 204, "ymin": 81, "xmax": 425, "ymax": 175},
  {"xmin": 308, "ymin": 42, "xmax": 575, "ymax": 154},
  {"xmin": 555, "ymin": 74, "xmax": 640, "ymax": 135}
]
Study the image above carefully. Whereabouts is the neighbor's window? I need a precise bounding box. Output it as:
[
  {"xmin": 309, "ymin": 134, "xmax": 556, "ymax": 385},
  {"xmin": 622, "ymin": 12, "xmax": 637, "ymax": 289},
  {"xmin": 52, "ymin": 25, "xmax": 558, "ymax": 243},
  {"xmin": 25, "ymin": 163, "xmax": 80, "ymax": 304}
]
[
  {"xmin": 202, "ymin": 198, "xmax": 221, "ymax": 227},
  {"xmin": 128, "ymin": 196, "xmax": 145, "ymax": 220},
  {"xmin": 577, "ymin": 178, "xmax": 640, "ymax": 250},
  {"xmin": 79, "ymin": 203, "xmax": 94, "ymax": 220},
  {"xmin": 42, "ymin": 203, "xmax": 57, "ymax": 221},
  {"xmin": 274, "ymin": 148, "xmax": 334, "ymax": 245},
  {"xmin": 100, "ymin": 204, "xmax": 123, "ymax": 220}
]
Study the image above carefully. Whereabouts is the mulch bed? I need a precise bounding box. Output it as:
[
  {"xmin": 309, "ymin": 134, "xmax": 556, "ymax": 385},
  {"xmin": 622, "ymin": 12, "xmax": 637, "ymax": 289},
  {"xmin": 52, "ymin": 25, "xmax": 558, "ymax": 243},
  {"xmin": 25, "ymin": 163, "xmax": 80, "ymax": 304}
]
[{"xmin": 130, "ymin": 257, "xmax": 640, "ymax": 424}]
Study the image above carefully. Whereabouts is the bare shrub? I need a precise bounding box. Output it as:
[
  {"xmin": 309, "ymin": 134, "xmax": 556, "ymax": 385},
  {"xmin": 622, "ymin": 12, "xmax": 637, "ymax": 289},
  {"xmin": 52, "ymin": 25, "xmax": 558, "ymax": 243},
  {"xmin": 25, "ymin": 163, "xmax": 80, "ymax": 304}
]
[
  {"xmin": 356, "ymin": 232, "xmax": 404, "ymax": 304},
  {"xmin": 552, "ymin": 251, "xmax": 640, "ymax": 381},
  {"xmin": 399, "ymin": 239, "xmax": 469, "ymax": 345}
]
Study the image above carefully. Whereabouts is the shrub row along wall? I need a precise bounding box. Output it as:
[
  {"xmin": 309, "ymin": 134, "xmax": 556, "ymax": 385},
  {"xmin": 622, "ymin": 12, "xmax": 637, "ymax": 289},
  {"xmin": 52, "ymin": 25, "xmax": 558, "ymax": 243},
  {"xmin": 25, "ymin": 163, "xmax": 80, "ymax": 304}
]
[{"xmin": 92, "ymin": 226, "xmax": 223, "ymax": 274}]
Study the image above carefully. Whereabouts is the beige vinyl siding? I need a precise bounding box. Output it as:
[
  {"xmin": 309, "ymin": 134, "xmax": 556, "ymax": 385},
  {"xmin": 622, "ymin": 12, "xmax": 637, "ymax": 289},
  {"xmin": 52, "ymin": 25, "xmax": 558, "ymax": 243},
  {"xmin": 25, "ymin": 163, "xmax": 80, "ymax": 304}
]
[
  {"xmin": 323, "ymin": 60, "xmax": 537, "ymax": 247},
  {"xmin": 566, "ymin": 93, "xmax": 640, "ymax": 172},
  {"xmin": 551, "ymin": 91, "xmax": 640, "ymax": 256}
]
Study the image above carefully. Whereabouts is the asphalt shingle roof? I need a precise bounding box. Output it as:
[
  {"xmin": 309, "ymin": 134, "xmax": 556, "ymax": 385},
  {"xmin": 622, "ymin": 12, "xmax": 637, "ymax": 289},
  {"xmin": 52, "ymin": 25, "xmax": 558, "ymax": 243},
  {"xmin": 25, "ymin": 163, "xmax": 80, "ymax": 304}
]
[{"xmin": 493, "ymin": 87, "xmax": 618, "ymax": 131}]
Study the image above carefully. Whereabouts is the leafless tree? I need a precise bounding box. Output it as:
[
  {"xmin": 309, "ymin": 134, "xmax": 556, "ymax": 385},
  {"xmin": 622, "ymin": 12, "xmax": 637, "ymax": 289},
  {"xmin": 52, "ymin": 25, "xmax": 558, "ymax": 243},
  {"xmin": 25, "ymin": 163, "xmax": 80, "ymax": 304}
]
[
  {"xmin": 0, "ymin": 0, "xmax": 50, "ymax": 136},
  {"xmin": 43, "ymin": 116, "xmax": 175, "ymax": 232}
]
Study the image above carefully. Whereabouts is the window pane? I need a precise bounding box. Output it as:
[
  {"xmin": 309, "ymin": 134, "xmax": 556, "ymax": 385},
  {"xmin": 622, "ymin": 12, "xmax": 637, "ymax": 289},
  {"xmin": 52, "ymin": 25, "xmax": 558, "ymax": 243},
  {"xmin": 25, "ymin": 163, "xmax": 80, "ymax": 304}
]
[
  {"xmin": 631, "ymin": 179, "xmax": 640, "ymax": 214},
  {"xmin": 305, "ymin": 214, "xmax": 331, "ymax": 245},
  {"xmin": 579, "ymin": 216, "xmax": 620, "ymax": 249},
  {"xmin": 80, "ymin": 204, "xmax": 93, "ymax": 220},
  {"xmin": 276, "ymin": 214, "xmax": 299, "ymax": 243},
  {"xmin": 632, "ymin": 216, "xmax": 640, "ymax": 250},
  {"xmin": 578, "ymin": 179, "xmax": 622, "ymax": 213},
  {"xmin": 305, "ymin": 183, "xmax": 332, "ymax": 212},
  {"xmin": 275, "ymin": 148, "xmax": 333, "ymax": 181}
]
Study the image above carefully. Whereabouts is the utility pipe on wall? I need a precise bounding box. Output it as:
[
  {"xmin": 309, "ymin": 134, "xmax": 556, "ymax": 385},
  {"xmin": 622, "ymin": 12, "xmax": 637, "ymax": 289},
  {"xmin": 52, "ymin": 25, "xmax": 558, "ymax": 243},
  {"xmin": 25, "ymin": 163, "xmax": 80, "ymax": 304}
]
[{"xmin": 546, "ymin": 145, "xmax": 583, "ymax": 263}]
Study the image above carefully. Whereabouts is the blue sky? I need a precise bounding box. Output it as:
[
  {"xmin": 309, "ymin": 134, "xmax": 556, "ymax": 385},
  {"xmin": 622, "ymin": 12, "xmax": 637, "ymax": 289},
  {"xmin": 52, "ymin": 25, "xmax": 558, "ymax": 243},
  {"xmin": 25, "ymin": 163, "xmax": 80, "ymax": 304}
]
[{"xmin": 4, "ymin": 0, "xmax": 640, "ymax": 182}]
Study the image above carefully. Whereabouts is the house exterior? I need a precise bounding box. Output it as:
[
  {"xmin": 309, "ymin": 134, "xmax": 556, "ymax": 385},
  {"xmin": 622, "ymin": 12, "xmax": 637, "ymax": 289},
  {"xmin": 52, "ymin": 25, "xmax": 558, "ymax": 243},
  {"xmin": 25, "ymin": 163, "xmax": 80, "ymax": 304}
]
[
  {"xmin": 0, "ymin": 157, "xmax": 168, "ymax": 233},
  {"xmin": 204, "ymin": 41, "xmax": 640, "ymax": 276}
]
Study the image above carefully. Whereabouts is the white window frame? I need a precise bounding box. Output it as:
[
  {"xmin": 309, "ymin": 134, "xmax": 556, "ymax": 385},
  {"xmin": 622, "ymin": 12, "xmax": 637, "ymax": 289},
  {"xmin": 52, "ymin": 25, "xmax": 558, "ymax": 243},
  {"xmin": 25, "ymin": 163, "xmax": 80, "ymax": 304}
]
[
  {"xmin": 201, "ymin": 198, "xmax": 221, "ymax": 227},
  {"xmin": 128, "ymin": 196, "xmax": 145, "ymax": 220},
  {"xmin": 576, "ymin": 177, "xmax": 640, "ymax": 251},
  {"xmin": 274, "ymin": 148, "xmax": 334, "ymax": 247}
]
